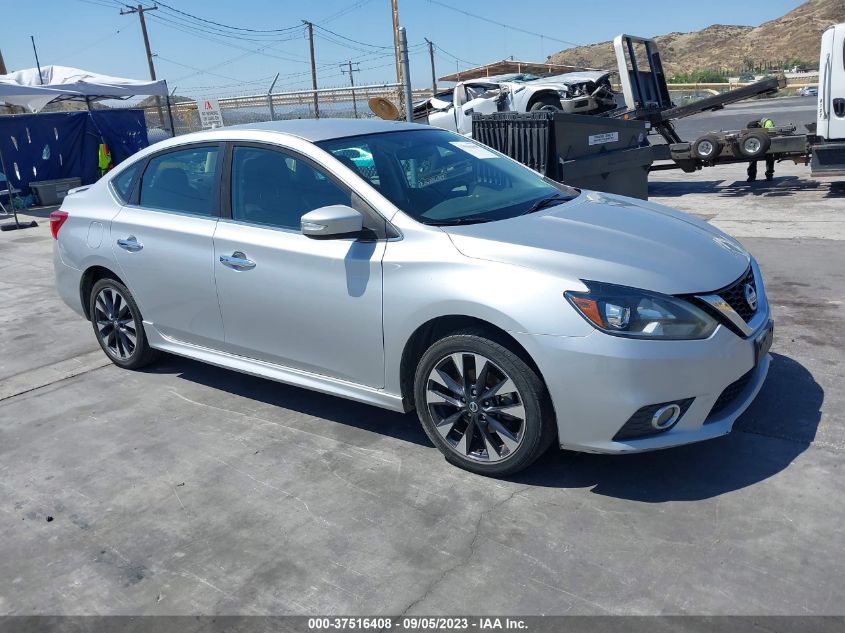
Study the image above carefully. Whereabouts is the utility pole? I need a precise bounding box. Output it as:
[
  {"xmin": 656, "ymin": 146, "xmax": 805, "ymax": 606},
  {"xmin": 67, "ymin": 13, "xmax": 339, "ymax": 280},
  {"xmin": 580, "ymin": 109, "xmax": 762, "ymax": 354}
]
[
  {"xmin": 390, "ymin": 0, "xmax": 403, "ymax": 115},
  {"xmin": 304, "ymin": 21, "xmax": 319, "ymax": 119},
  {"xmin": 120, "ymin": 4, "xmax": 167, "ymax": 131},
  {"xmin": 424, "ymin": 38, "xmax": 436, "ymax": 95},
  {"xmin": 399, "ymin": 27, "xmax": 412, "ymax": 123},
  {"xmin": 30, "ymin": 36, "xmax": 44, "ymax": 84},
  {"xmin": 341, "ymin": 61, "xmax": 360, "ymax": 118}
]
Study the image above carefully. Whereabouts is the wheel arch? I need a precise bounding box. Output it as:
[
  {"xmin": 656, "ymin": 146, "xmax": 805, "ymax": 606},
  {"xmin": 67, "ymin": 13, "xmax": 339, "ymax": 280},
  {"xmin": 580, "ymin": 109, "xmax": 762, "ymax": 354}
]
[
  {"xmin": 80, "ymin": 265, "xmax": 126, "ymax": 320},
  {"xmin": 399, "ymin": 314, "xmax": 549, "ymax": 412},
  {"xmin": 526, "ymin": 89, "xmax": 563, "ymax": 110}
]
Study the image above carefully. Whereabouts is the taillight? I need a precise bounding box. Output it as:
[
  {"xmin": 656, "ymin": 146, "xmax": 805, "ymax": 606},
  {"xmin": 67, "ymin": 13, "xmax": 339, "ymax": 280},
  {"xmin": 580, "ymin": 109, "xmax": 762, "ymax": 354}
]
[{"xmin": 50, "ymin": 210, "xmax": 69, "ymax": 240}]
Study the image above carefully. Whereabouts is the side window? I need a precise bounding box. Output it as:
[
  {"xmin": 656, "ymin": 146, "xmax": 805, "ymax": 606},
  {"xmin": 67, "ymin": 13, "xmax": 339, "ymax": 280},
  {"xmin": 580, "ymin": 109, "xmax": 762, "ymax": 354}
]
[
  {"xmin": 230, "ymin": 146, "xmax": 350, "ymax": 230},
  {"xmin": 139, "ymin": 146, "xmax": 219, "ymax": 216},
  {"xmin": 111, "ymin": 161, "xmax": 141, "ymax": 203}
]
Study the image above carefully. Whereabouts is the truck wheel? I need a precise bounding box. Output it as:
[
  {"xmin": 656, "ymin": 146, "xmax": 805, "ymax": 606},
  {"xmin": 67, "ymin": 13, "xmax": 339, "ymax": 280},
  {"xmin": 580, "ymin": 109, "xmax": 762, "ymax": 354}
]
[
  {"xmin": 529, "ymin": 95, "xmax": 562, "ymax": 112},
  {"xmin": 691, "ymin": 134, "xmax": 723, "ymax": 160},
  {"xmin": 736, "ymin": 131, "xmax": 771, "ymax": 159}
]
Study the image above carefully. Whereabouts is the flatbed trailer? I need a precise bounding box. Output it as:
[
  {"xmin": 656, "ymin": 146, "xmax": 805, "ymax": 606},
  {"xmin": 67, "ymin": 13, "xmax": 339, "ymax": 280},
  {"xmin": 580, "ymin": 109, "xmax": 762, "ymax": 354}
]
[
  {"xmin": 649, "ymin": 125, "xmax": 811, "ymax": 173},
  {"xmin": 609, "ymin": 34, "xmax": 815, "ymax": 174}
]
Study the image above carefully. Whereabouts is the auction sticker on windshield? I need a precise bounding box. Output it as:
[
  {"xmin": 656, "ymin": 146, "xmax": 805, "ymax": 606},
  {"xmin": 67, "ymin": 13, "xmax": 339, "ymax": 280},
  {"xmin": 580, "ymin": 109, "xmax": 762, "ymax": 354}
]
[{"xmin": 451, "ymin": 141, "xmax": 497, "ymax": 159}]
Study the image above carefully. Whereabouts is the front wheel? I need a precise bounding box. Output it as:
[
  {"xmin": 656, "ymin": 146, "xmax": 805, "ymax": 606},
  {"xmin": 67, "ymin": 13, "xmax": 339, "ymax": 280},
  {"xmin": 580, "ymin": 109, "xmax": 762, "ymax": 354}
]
[
  {"xmin": 414, "ymin": 332, "xmax": 556, "ymax": 476},
  {"xmin": 529, "ymin": 95, "xmax": 563, "ymax": 112},
  {"xmin": 89, "ymin": 278, "xmax": 160, "ymax": 370}
]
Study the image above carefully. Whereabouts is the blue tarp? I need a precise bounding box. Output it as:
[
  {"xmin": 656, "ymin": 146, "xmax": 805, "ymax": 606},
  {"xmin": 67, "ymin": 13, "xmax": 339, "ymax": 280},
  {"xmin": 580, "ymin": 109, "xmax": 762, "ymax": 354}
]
[{"xmin": 0, "ymin": 109, "xmax": 148, "ymax": 196}]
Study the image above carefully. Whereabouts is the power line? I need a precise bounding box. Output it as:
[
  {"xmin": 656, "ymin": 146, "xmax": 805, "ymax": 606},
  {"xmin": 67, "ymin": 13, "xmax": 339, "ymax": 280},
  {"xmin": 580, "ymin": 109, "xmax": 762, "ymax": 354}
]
[
  {"xmin": 146, "ymin": 15, "xmax": 312, "ymax": 62},
  {"xmin": 152, "ymin": 10, "xmax": 304, "ymax": 42},
  {"xmin": 153, "ymin": 0, "xmax": 301, "ymax": 34},
  {"xmin": 312, "ymin": 23, "xmax": 393, "ymax": 50},
  {"xmin": 433, "ymin": 43, "xmax": 479, "ymax": 68},
  {"xmin": 317, "ymin": 0, "xmax": 376, "ymax": 25},
  {"xmin": 425, "ymin": 0, "xmax": 582, "ymax": 48},
  {"xmin": 60, "ymin": 24, "xmax": 125, "ymax": 60}
]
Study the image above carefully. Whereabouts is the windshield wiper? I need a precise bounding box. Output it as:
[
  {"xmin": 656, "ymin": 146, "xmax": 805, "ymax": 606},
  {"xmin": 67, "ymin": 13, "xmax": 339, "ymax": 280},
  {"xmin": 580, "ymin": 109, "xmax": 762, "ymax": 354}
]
[
  {"xmin": 424, "ymin": 217, "xmax": 495, "ymax": 226},
  {"xmin": 520, "ymin": 193, "xmax": 570, "ymax": 216}
]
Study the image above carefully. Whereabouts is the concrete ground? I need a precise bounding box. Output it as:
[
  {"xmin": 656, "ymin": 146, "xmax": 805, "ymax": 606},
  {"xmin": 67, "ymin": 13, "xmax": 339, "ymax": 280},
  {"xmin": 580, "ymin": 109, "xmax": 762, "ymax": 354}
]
[{"xmin": 0, "ymin": 161, "xmax": 843, "ymax": 616}]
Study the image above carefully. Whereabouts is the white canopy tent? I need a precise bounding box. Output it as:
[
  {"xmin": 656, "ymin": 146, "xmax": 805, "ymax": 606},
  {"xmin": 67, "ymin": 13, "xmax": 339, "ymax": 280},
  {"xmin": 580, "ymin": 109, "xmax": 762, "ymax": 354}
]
[
  {"xmin": 0, "ymin": 66, "xmax": 170, "ymax": 230},
  {"xmin": 0, "ymin": 65, "xmax": 168, "ymax": 113}
]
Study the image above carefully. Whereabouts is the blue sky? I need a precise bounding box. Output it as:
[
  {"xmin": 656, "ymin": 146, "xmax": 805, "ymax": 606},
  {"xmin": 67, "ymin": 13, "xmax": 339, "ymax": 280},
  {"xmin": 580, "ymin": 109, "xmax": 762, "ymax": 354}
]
[{"xmin": 2, "ymin": 0, "xmax": 806, "ymax": 97}]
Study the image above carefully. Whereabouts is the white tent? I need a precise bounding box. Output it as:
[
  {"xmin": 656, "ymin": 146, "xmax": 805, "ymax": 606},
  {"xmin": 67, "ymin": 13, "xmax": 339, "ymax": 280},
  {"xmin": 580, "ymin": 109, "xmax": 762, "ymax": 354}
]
[{"xmin": 0, "ymin": 65, "xmax": 168, "ymax": 112}]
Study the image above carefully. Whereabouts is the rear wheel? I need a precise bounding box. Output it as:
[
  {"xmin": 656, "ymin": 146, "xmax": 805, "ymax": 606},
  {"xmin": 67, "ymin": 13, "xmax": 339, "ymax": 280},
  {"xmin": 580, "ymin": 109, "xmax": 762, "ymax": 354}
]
[
  {"xmin": 89, "ymin": 278, "xmax": 159, "ymax": 370},
  {"xmin": 414, "ymin": 332, "xmax": 556, "ymax": 476},
  {"xmin": 736, "ymin": 130, "xmax": 771, "ymax": 158}
]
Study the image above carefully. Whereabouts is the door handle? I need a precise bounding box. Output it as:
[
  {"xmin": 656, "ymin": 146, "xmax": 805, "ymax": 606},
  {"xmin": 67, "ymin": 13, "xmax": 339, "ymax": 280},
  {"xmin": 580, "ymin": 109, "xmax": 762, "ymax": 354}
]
[
  {"xmin": 117, "ymin": 236, "xmax": 143, "ymax": 252},
  {"xmin": 219, "ymin": 251, "xmax": 256, "ymax": 270},
  {"xmin": 834, "ymin": 98, "xmax": 845, "ymax": 118}
]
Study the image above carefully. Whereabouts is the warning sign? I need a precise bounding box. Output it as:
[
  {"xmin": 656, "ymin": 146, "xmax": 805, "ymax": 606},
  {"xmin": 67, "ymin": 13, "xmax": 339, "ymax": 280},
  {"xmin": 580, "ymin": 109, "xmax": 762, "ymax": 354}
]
[{"xmin": 197, "ymin": 98, "xmax": 223, "ymax": 129}]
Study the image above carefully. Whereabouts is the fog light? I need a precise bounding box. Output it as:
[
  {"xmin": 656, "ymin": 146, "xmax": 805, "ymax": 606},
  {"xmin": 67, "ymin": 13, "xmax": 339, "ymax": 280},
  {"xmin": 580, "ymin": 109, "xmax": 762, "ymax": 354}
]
[
  {"xmin": 613, "ymin": 398, "xmax": 694, "ymax": 441},
  {"xmin": 651, "ymin": 404, "xmax": 682, "ymax": 430}
]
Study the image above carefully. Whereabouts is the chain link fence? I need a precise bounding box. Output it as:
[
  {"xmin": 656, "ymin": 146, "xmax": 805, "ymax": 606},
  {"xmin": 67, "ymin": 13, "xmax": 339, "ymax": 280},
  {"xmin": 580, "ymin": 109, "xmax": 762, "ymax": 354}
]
[{"xmin": 128, "ymin": 84, "xmax": 432, "ymax": 138}]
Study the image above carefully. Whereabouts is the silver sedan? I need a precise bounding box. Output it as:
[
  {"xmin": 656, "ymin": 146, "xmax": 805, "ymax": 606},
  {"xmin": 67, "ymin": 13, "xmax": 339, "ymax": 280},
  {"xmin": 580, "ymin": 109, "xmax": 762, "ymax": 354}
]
[{"xmin": 52, "ymin": 119, "xmax": 773, "ymax": 476}]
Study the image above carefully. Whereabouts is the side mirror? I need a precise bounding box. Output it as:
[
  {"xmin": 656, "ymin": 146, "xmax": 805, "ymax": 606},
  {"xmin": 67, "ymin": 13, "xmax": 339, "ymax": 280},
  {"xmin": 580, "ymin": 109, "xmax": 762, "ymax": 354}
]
[{"xmin": 301, "ymin": 205, "xmax": 364, "ymax": 239}]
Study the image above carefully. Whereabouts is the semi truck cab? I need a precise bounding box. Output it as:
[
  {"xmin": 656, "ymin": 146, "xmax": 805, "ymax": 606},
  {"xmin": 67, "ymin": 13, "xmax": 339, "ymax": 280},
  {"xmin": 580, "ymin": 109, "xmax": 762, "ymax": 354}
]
[{"xmin": 813, "ymin": 23, "xmax": 845, "ymax": 176}]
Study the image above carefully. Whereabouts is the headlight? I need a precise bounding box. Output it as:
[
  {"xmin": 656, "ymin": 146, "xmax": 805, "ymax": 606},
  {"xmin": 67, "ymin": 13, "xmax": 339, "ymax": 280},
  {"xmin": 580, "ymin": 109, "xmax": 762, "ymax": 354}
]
[{"xmin": 565, "ymin": 282, "xmax": 718, "ymax": 340}]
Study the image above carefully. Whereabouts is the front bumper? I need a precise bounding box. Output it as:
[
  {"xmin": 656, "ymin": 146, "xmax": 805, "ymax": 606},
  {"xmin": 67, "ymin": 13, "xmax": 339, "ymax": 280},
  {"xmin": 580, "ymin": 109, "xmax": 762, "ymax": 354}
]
[{"xmin": 512, "ymin": 278, "xmax": 772, "ymax": 454}]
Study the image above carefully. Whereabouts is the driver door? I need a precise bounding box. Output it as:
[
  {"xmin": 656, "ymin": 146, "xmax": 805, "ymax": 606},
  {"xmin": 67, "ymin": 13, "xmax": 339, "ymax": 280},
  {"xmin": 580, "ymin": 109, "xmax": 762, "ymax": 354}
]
[{"xmin": 212, "ymin": 143, "xmax": 386, "ymax": 388}]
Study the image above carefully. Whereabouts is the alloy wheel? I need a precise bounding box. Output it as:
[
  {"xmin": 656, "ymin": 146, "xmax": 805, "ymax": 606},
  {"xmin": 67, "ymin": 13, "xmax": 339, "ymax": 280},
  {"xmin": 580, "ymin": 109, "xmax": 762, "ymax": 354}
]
[
  {"xmin": 93, "ymin": 287, "xmax": 137, "ymax": 360},
  {"xmin": 425, "ymin": 352, "xmax": 526, "ymax": 462}
]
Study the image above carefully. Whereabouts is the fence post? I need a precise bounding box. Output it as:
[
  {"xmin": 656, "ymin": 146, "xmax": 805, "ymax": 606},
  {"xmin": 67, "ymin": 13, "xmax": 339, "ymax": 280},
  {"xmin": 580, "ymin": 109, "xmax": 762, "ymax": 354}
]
[{"xmin": 267, "ymin": 73, "xmax": 279, "ymax": 121}]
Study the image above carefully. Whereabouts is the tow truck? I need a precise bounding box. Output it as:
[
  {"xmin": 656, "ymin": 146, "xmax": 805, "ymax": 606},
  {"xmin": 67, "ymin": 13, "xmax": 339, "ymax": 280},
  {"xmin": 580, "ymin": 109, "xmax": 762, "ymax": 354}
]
[{"xmin": 608, "ymin": 25, "xmax": 845, "ymax": 177}]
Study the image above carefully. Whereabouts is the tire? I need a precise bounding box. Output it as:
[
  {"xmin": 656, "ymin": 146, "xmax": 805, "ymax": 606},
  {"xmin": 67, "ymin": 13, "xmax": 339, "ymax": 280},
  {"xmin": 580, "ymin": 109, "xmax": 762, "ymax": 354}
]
[
  {"xmin": 413, "ymin": 330, "xmax": 556, "ymax": 476},
  {"xmin": 736, "ymin": 130, "xmax": 771, "ymax": 159},
  {"xmin": 89, "ymin": 278, "xmax": 160, "ymax": 370},
  {"xmin": 529, "ymin": 95, "xmax": 563, "ymax": 112},
  {"xmin": 691, "ymin": 134, "xmax": 722, "ymax": 160}
]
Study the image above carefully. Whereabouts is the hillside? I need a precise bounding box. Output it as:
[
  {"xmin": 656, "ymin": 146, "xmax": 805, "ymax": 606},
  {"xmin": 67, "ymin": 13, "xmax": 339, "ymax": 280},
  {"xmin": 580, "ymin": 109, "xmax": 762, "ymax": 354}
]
[{"xmin": 548, "ymin": 0, "xmax": 842, "ymax": 75}]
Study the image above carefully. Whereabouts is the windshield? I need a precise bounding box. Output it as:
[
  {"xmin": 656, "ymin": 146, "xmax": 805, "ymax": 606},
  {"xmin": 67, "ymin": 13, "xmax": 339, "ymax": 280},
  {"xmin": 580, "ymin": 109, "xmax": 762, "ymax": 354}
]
[{"xmin": 315, "ymin": 128, "xmax": 578, "ymax": 226}]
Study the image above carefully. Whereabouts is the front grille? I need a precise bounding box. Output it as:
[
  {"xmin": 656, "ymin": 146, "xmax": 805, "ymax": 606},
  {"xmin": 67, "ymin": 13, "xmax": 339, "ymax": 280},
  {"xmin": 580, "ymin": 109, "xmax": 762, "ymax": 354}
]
[
  {"xmin": 613, "ymin": 398, "xmax": 694, "ymax": 441},
  {"xmin": 718, "ymin": 267, "xmax": 757, "ymax": 322},
  {"xmin": 706, "ymin": 370, "xmax": 753, "ymax": 421}
]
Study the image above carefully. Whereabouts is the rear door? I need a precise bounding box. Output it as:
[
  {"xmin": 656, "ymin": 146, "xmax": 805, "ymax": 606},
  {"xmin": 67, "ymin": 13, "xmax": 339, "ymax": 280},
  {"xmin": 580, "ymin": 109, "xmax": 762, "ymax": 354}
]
[
  {"xmin": 212, "ymin": 142, "xmax": 386, "ymax": 388},
  {"xmin": 110, "ymin": 143, "xmax": 225, "ymax": 348}
]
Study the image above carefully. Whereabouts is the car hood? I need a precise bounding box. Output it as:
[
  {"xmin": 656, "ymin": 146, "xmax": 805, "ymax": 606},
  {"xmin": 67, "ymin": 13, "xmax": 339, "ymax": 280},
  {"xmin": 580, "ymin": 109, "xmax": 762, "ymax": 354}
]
[
  {"xmin": 442, "ymin": 191, "xmax": 751, "ymax": 295},
  {"xmin": 529, "ymin": 70, "xmax": 612, "ymax": 87}
]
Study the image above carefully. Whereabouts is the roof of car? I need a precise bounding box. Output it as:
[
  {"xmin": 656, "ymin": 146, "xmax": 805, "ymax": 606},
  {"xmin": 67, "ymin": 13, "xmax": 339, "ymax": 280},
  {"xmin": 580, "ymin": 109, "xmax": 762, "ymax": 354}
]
[{"xmin": 224, "ymin": 118, "xmax": 425, "ymax": 142}]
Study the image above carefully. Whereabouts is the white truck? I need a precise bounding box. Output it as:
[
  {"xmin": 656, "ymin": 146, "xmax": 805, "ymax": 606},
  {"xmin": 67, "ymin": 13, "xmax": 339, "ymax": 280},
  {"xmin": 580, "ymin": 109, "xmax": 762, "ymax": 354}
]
[
  {"xmin": 415, "ymin": 71, "xmax": 617, "ymax": 136},
  {"xmin": 813, "ymin": 22, "xmax": 845, "ymax": 176}
]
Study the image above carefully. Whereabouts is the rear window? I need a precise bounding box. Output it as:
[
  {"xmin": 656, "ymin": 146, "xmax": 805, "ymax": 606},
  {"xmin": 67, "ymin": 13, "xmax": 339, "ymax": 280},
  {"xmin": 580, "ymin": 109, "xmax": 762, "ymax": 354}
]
[{"xmin": 111, "ymin": 162, "xmax": 141, "ymax": 203}]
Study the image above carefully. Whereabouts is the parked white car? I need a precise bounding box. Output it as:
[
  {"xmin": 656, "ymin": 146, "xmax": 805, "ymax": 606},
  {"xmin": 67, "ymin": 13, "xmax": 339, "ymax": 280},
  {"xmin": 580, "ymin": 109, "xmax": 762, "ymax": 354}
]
[{"xmin": 415, "ymin": 71, "xmax": 618, "ymax": 136}]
